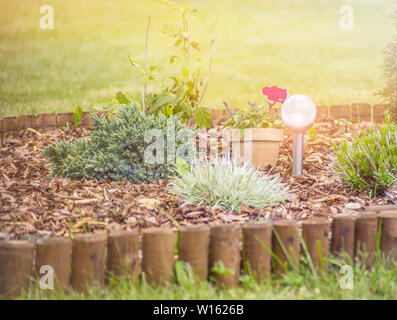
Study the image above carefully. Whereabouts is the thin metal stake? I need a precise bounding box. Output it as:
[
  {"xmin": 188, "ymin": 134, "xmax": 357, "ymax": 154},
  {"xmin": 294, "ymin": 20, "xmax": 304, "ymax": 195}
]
[{"xmin": 293, "ymin": 132, "xmax": 303, "ymax": 175}]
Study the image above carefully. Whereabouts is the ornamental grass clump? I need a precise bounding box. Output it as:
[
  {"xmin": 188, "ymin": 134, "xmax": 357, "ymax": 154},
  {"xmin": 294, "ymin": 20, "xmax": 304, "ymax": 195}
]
[
  {"xmin": 169, "ymin": 157, "xmax": 292, "ymax": 212},
  {"xmin": 334, "ymin": 113, "xmax": 397, "ymax": 196},
  {"xmin": 43, "ymin": 105, "xmax": 196, "ymax": 183}
]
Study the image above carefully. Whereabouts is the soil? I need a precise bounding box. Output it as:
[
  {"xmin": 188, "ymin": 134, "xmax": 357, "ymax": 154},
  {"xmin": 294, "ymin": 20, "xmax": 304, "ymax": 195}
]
[{"xmin": 0, "ymin": 120, "xmax": 393, "ymax": 240}]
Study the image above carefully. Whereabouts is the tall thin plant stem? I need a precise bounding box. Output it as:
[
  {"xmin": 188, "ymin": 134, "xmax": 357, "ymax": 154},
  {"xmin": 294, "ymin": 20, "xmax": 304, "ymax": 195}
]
[
  {"xmin": 199, "ymin": 13, "xmax": 216, "ymax": 105},
  {"xmin": 185, "ymin": 14, "xmax": 190, "ymax": 65},
  {"xmin": 143, "ymin": 16, "xmax": 151, "ymax": 113}
]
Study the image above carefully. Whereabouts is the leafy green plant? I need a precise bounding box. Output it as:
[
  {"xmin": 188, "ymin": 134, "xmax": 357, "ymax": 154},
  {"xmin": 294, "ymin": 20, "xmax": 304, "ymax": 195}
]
[
  {"xmin": 93, "ymin": 16, "xmax": 156, "ymax": 116},
  {"xmin": 127, "ymin": 1, "xmax": 216, "ymax": 128},
  {"xmin": 154, "ymin": 0, "xmax": 215, "ymax": 128},
  {"xmin": 92, "ymin": 91, "xmax": 134, "ymax": 117},
  {"xmin": 334, "ymin": 112, "xmax": 397, "ymax": 196},
  {"xmin": 72, "ymin": 105, "xmax": 83, "ymax": 128},
  {"xmin": 43, "ymin": 104, "xmax": 196, "ymax": 183},
  {"xmin": 224, "ymin": 85, "xmax": 287, "ymax": 129},
  {"xmin": 308, "ymin": 124, "xmax": 317, "ymax": 142},
  {"xmin": 94, "ymin": 2, "xmax": 215, "ymax": 129},
  {"xmin": 174, "ymin": 261, "xmax": 196, "ymax": 288},
  {"xmin": 209, "ymin": 261, "xmax": 234, "ymax": 283},
  {"xmin": 223, "ymin": 102, "xmax": 283, "ymax": 129},
  {"xmin": 169, "ymin": 157, "xmax": 292, "ymax": 212},
  {"xmin": 128, "ymin": 16, "xmax": 159, "ymax": 112},
  {"xmin": 211, "ymin": 261, "xmax": 234, "ymax": 276}
]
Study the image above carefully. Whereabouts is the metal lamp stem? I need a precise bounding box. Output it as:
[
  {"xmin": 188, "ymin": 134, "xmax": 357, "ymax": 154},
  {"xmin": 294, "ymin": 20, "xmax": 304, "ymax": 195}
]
[{"xmin": 292, "ymin": 132, "xmax": 303, "ymax": 175}]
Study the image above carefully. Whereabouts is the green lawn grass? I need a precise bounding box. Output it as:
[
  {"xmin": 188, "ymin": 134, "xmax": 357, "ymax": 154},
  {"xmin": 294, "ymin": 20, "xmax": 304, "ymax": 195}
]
[
  {"xmin": 0, "ymin": 0, "xmax": 394, "ymax": 117},
  {"xmin": 19, "ymin": 254, "xmax": 397, "ymax": 300}
]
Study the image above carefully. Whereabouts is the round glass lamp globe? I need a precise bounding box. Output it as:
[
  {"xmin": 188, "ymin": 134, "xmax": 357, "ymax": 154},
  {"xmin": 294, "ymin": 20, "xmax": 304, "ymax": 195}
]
[{"xmin": 281, "ymin": 94, "xmax": 316, "ymax": 131}]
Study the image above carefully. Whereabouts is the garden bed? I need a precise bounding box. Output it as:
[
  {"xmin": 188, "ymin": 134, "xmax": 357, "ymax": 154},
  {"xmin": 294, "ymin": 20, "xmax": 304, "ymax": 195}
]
[{"xmin": 0, "ymin": 120, "xmax": 393, "ymax": 240}]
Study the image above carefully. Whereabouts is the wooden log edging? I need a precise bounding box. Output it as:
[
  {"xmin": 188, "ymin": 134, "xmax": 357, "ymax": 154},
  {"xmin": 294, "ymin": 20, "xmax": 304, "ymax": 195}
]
[
  {"xmin": 142, "ymin": 228, "xmax": 175, "ymax": 285},
  {"xmin": 107, "ymin": 230, "xmax": 139, "ymax": 279},
  {"xmin": 179, "ymin": 225, "xmax": 210, "ymax": 281},
  {"xmin": 0, "ymin": 111, "xmax": 95, "ymax": 143},
  {"xmin": 2, "ymin": 209, "xmax": 397, "ymax": 297},
  {"xmin": 331, "ymin": 214, "xmax": 356, "ymax": 260},
  {"xmin": 0, "ymin": 241, "xmax": 34, "ymax": 298},
  {"xmin": 209, "ymin": 224, "xmax": 241, "ymax": 288},
  {"xmin": 272, "ymin": 220, "xmax": 300, "ymax": 277},
  {"xmin": 71, "ymin": 233, "xmax": 106, "ymax": 293},
  {"xmin": 210, "ymin": 103, "xmax": 386, "ymax": 123},
  {"xmin": 302, "ymin": 219, "xmax": 330, "ymax": 273},
  {"xmin": 0, "ymin": 103, "xmax": 389, "ymax": 144},
  {"xmin": 355, "ymin": 212, "xmax": 378, "ymax": 268},
  {"xmin": 378, "ymin": 211, "xmax": 397, "ymax": 261},
  {"xmin": 242, "ymin": 223, "xmax": 272, "ymax": 282},
  {"xmin": 35, "ymin": 238, "xmax": 71, "ymax": 291}
]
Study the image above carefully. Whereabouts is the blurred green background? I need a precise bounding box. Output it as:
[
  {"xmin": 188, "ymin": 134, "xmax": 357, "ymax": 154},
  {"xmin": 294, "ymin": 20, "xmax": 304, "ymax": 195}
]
[{"xmin": 0, "ymin": 0, "xmax": 394, "ymax": 117}]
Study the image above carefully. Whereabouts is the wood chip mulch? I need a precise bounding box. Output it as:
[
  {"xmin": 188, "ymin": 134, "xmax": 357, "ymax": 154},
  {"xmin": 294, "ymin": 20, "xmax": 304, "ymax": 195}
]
[{"xmin": 0, "ymin": 120, "xmax": 394, "ymax": 240}]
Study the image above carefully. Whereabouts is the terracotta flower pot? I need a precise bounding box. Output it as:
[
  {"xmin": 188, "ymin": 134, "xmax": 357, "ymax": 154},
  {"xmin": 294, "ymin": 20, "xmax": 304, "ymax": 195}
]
[{"xmin": 231, "ymin": 128, "xmax": 284, "ymax": 169}]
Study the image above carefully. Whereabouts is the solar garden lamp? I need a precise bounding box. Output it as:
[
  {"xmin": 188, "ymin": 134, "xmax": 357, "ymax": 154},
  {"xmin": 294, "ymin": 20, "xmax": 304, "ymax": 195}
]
[{"xmin": 281, "ymin": 95, "xmax": 316, "ymax": 176}]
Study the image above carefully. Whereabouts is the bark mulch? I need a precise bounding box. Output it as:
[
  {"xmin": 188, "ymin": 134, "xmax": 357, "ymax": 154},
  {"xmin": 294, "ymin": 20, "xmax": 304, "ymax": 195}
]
[{"xmin": 0, "ymin": 120, "xmax": 393, "ymax": 240}]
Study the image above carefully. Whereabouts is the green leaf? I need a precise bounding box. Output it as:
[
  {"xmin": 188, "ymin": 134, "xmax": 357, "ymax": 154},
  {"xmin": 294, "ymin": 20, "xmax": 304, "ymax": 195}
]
[
  {"xmin": 182, "ymin": 103, "xmax": 192, "ymax": 119},
  {"xmin": 308, "ymin": 124, "xmax": 317, "ymax": 142},
  {"xmin": 174, "ymin": 261, "xmax": 194, "ymax": 286},
  {"xmin": 92, "ymin": 98, "xmax": 114, "ymax": 111},
  {"xmin": 174, "ymin": 39, "xmax": 182, "ymax": 47},
  {"xmin": 162, "ymin": 23, "xmax": 179, "ymax": 37},
  {"xmin": 181, "ymin": 65, "xmax": 190, "ymax": 77},
  {"xmin": 152, "ymin": 93, "xmax": 175, "ymax": 112},
  {"xmin": 128, "ymin": 56, "xmax": 145, "ymax": 75},
  {"xmin": 149, "ymin": 65, "xmax": 158, "ymax": 72},
  {"xmin": 176, "ymin": 157, "xmax": 190, "ymax": 173},
  {"xmin": 115, "ymin": 92, "xmax": 131, "ymax": 105},
  {"xmin": 194, "ymin": 106, "xmax": 212, "ymax": 128},
  {"xmin": 170, "ymin": 55, "xmax": 178, "ymax": 64},
  {"xmin": 174, "ymin": 85, "xmax": 188, "ymax": 103},
  {"xmin": 190, "ymin": 41, "xmax": 200, "ymax": 51},
  {"xmin": 128, "ymin": 56, "xmax": 138, "ymax": 67},
  {"xmin": 109, "ymin": 104, "xmax": 122, "ymax": 115},
  {"xmin": 211, "ymin": 261, "xmax": 234, "ymax": 275},
  {"xmin": 165, "ymin": 105, "xmax": 174, "ymax": 117},
  {"xmin": 72, "ymin": 106, "xmax": 83, "ymax": 128}
]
